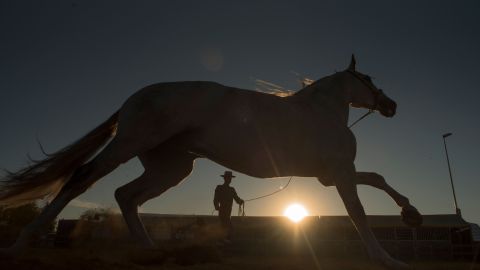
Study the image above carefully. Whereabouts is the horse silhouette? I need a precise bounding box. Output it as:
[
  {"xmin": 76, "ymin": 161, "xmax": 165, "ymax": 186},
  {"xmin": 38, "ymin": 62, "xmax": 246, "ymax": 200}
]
[{"xmin": 0, "ymin": 55, "xmax": 421, "ymax": 269}]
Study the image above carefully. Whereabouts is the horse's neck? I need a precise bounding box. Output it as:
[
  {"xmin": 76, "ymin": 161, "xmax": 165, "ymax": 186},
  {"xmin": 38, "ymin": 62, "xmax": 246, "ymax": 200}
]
[{"xmin": 294, "ymin": 76, "xmax": 350, "ymax": 125}]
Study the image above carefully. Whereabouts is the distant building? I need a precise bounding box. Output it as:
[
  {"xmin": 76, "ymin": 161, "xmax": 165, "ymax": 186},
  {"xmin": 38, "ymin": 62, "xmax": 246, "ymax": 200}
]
[
  {"xmin": 313, "ymin": 215, "xmax": 477, "ymax": 260},
  {"xmin": 55, "ymin": 214, "xmax": 479, "ymax": 260}
]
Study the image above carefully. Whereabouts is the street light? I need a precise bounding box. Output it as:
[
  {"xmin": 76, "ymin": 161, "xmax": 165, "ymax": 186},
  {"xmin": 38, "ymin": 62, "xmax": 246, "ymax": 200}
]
[{"xmin": 442, "ymin": 133, "xmax": 461, "ymax": 216}]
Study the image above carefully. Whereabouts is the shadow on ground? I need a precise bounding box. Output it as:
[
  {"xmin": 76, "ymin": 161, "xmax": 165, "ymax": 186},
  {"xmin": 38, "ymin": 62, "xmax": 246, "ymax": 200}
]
[{"xmin": 1, "ymin": 243, "xmax": 479, "ymax": 270}]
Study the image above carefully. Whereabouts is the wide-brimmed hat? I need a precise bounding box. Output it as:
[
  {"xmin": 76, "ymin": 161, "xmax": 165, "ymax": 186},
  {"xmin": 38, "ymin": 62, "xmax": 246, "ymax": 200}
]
[{"xmin": 220, "ymin": 171, "xmax": 236, "ymax": 178}]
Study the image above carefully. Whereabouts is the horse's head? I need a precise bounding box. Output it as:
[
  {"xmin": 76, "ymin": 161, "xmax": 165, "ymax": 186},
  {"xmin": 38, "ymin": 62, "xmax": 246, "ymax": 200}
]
[{"xmin": 343, "ymin": 55, "xmax": 396, "ymax": 117}]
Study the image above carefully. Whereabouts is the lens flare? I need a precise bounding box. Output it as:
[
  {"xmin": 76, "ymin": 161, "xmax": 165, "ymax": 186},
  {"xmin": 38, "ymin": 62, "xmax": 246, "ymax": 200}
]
[{"xmin": 284, "ymin": 203, "xmax": 308, "ymax": 223}]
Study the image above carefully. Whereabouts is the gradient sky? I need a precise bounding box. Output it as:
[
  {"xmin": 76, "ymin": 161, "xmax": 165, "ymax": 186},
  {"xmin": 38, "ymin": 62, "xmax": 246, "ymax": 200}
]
[{"xmin": 1, "ymin": 1, "xmax": 479, "ymax": 224}]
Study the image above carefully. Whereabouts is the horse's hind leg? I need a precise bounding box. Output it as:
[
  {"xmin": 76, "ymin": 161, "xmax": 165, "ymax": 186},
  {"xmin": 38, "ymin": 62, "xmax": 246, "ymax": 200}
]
[
  {"xmin": 114, "ymin": 147, "xmax": 196, "ymax": 247},
  {"xmin": 356, "ymin": 172, "xmax": 422, "ymax": 227},
  {"xmin": 6, "ymin": 138, "xmax": 141, "ymax": 253}
]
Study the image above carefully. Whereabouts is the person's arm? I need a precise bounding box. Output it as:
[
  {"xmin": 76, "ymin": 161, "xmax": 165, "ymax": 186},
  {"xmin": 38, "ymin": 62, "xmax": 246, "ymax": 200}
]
[
  {"xmin": 213, "ymin": 186, "xmax": 220, "ymax": 210},
  {"xmin": 232, "ymin": 188, "xmax": 244, "ymax": 205}
]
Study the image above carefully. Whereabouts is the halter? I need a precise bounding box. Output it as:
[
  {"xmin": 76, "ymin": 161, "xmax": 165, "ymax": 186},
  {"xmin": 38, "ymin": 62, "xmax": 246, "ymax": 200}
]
[
  {"xmin": 347, "ymin": 69, "xmax": 384, "ymax": 111},
  {"xmin": 347, "ymin": 70, "xmax": 385, "ymax": 128}
]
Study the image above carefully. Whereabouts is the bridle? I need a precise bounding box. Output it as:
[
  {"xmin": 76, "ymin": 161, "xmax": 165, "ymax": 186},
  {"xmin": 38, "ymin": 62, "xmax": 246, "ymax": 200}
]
[
  {"xmin": 346, "ymin": 69, "xmax": 385, "ymax": 128},
  {"xmin": 347, "ymin": 69, "xmax": 384, "ymax": 111}
]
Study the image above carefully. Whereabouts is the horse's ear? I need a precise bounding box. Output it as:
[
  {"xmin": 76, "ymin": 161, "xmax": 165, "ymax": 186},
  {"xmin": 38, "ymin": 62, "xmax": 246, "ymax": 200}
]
[{"xmin": 348, "ymin": 54, "xmax": 356, "ymax": 71}]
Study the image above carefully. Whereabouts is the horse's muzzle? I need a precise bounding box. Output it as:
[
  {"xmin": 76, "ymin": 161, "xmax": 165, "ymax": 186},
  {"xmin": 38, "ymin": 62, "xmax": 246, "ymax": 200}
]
[{"xmin": 378, "ymin": 94, "xmax": 397, "ymax": 117}]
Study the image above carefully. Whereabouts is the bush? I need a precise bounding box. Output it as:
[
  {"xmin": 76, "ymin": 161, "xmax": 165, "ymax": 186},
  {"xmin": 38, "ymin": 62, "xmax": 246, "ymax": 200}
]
[{"xmin": 0, "ymin": 202, "xmax": 55, "ymax": 246}]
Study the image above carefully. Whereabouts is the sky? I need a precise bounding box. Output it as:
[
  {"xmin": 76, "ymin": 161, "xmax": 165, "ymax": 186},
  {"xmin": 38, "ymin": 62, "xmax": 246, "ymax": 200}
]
[{"xmin": 0, "ymin": 1, "xmax": 479, "ymax": 224}]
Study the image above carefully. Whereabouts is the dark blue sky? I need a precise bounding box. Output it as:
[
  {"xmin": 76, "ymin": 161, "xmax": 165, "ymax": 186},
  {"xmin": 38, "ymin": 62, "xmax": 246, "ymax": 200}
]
[{"xmin": 1, "ymin": 1, "xmax": 479, "ymax": 224}]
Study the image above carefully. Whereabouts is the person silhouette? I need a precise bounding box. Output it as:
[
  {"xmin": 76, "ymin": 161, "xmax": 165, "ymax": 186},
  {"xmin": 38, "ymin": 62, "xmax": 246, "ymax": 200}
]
[{"xmin": 213, "ymin": 171, "xmax": 244, "ymax": 241}]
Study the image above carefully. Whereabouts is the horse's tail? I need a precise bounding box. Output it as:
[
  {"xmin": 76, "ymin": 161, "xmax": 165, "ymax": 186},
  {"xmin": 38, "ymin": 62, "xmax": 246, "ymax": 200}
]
[{"xmin": 0, "ymin": 111, "xmax": 119, "ymax": 207}]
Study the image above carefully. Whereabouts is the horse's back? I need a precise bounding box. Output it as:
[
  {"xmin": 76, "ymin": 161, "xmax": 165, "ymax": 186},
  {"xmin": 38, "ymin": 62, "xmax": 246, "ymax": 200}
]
[
  {"xmin": 121, "ymin": 81, "xmax": 227, "ymax": 116},
  {"xmin": 116, "ymin": 81, "xmax": 257, "ymax": 141},
  {"xmin": 124, "ymin": 81, "xmax": 282, "ymax": 124}
]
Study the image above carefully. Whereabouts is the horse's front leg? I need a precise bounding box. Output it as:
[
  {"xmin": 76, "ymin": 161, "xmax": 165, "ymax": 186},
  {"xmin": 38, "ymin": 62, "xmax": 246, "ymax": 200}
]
[
  {"xmin": 334, "ymin": 168, "xmax": 410, "ymax": 270},
  {"xmin": 356, "ymin": 172, "xmax": 422, "ymax": 227}
]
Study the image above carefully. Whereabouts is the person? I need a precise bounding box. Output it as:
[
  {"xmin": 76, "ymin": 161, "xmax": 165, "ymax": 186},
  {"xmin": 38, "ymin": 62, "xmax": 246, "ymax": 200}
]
[{"xmin": 213, "ymin": 170, "xmax": 244, "ymax": 240}]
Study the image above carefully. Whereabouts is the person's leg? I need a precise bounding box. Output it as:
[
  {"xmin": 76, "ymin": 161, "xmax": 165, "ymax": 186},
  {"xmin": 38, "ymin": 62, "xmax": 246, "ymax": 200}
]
[
  {"xmin": 225, "ymin": 208, "xmax": 233, "ymax": 240},
  {"xmin": 218, "ymin": 209, "xmax": 232, "ymax": 240}
]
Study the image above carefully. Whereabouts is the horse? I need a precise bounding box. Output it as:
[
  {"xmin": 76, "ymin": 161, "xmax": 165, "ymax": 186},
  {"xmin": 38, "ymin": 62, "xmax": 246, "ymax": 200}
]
[{"xmin": 0, "ymin": 55, "xmax": 421, "ymax": 269}]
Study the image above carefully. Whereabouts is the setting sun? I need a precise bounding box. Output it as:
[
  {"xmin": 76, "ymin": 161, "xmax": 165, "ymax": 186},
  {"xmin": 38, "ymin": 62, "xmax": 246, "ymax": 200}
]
[{"xmin": 283, "ymin": 203, "xmax": 308, "ymax": 223}]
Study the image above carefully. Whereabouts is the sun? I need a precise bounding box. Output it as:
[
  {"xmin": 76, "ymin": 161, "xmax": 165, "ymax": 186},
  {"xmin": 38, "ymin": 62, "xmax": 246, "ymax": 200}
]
[{"xmin": 283, "ymin": 203, "xmax": 308, "ymax": 223}]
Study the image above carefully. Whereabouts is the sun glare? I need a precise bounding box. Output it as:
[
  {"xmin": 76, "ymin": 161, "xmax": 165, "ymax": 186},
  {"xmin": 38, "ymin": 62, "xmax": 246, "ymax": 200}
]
[{"xmin": 284, "ymin": 203, "xmax": 308, "ymax": 223}]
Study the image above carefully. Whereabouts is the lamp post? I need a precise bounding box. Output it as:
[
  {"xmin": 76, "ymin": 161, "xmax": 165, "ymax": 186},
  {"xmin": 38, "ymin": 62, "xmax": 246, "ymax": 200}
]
[{"xmin": 442, "ymin": 133, "xmax": 461, "ymax": 216}]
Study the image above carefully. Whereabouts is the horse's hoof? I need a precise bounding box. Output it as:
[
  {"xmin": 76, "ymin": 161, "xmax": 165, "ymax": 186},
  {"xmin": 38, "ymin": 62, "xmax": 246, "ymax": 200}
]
[{"xmin": 401, "ymin": 205, "xmax": 422, "ymax": 227}]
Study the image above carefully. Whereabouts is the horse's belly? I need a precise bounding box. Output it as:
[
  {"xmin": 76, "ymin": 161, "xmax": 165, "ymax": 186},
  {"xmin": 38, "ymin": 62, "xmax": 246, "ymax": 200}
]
[{"xmin": 190, "ymin": 134, "xmax": 332, "ymax": 178}]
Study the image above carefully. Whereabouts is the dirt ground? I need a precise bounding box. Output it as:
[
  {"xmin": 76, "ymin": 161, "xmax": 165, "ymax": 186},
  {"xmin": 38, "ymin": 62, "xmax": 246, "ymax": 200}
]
[{"xmin": 1, "ymin": 244, "xmax": 479, "ymax": 270}]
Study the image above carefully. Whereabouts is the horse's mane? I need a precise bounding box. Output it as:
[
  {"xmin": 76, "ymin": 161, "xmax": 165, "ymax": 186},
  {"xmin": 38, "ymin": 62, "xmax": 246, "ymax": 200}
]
[{"xmin": 253, "ymin": 76, "xmax": 314, "ymax": 97}]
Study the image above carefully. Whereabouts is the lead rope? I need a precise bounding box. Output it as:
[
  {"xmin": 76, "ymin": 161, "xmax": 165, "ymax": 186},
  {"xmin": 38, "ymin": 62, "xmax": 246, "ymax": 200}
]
[
  {"xmin": 348, "ymin": 110, "xmax": 374, "ymax": 128},
  {"xmin": 238, "ymin": 176, "xmax": 294, "ymax": 217},
  {"xmin": 238, "ymin": 203, "xmax": 245, "ymax": 217}
]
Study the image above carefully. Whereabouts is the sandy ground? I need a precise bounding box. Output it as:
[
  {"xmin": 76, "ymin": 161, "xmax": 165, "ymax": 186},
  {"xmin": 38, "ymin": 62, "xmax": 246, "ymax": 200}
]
[{"xmin": 1, "ymin": 244, "xmax": 479, "ymax": 270}]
